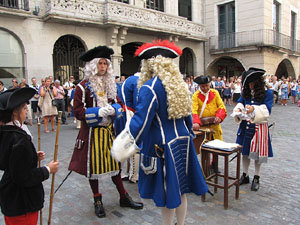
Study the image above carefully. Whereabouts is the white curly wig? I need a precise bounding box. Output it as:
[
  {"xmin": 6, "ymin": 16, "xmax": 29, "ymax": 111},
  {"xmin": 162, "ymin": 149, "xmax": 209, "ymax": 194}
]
[
  {"xmin": 84, "ymin": 58, "xmax": 117, "ymax": 107},
  {"xmin": 138, "ymin": 55, "xmax": 192, "ymax": 119}
]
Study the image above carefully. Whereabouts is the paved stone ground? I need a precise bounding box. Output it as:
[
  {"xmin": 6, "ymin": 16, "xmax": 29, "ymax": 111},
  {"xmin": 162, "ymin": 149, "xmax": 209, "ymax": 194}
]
[{"xmin": 0, "ymin": 103, "xmax": 300, "ymax": 225}]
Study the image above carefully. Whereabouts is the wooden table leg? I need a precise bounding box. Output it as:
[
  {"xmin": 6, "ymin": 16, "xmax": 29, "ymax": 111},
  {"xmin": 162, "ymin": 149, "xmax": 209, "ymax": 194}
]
[
  {"xmin": 236, "ymin": 151, "xmax": 241, "ymax": 200},
  {"xmin": 224, "ymin": 155, "xmax": 229, "ymax": 209},
  {"xmin": 214, "ymin": 153, "xmax": 218, "ymax": 193}
]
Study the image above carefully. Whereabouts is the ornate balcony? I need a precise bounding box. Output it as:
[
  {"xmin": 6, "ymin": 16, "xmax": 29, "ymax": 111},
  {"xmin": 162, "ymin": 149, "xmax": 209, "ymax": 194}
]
[
  {"xmin": 209, "ymin": 29, "xmax": 300, "ymax": 54},
  {"xmin": 43, "ymin": 0, "xmax": 206, "ymax": 41}
]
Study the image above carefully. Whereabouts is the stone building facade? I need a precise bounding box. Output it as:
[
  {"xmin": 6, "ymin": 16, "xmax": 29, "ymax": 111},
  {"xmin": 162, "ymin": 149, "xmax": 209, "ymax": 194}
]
[
  {"xmin": 205, "ymin": 0, "xmax": 300, "ymax": 79},
  {"xmin": 0, "ymin": 0, "xmax": 206, "ymax": 87}
]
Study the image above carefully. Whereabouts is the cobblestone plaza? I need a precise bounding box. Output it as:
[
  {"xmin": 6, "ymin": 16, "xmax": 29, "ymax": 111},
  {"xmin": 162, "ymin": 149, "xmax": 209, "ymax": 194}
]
[{"xmin": 1, "ymin": 104, "xmax": 299, "ymax": 225}]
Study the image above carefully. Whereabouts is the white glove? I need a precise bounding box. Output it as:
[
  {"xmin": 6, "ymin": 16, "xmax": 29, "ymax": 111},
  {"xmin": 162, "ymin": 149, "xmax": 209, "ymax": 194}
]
[
  {"xmin": 111, "ymin": 127, "xmax": 140, "ymax": 163},
  {"xmin": 98, "ymin": 105, "xmax": 115, "ymax": 117}
]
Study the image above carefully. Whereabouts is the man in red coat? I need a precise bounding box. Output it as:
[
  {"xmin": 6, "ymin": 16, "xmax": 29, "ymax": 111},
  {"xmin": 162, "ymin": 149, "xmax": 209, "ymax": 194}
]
[{"xmin": 68, "ymin": 46, "xmax": 143, "ymax": 218}]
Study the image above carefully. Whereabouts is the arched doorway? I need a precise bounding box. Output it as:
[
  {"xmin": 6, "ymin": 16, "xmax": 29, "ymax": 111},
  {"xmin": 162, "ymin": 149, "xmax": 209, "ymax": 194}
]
[
  {"xmin": 0, "ymin": 28, "xmax": 24, "ymax": 87},
  {"xmin": 179, "ymin": 48, "xmax": 194, "ymax": 77},
  {"xmin": 207, "ymin": 56, "xmax": 245, "ymax": 79},
  {"xmin": 274, "ymin": 59, "xmax": 295, "ymax": 79},
  {"xmin": 53, "ymin": 35, "xmax": 86, "ymax": 83},
  {"xmin": 121, "ymin": 42, "xmax": 143, "ymax": 77}
]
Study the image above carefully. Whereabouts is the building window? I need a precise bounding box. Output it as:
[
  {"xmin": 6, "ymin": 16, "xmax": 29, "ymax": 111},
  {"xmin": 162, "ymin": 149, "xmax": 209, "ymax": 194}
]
[
  {"xmin": 273, "ymin": 1, "xmax": 280, "ymax": 31},
  {"xmin": 113, "ymin": 0, "xmax": 129, "ymax": 3},
  {"xmin": 146, "ymin": 0, "xmax": 164, "ymax": 12},
  {"xmin": 0, "ymin": 29, "xmax": 24, "ymax": 87},
  {"xmin": 179, "ymin": 0, "xmax": 192, "ymax": 21},
  {"xmin": 218, "ymin": 1, "xmax": 235, "ymax": 49}
]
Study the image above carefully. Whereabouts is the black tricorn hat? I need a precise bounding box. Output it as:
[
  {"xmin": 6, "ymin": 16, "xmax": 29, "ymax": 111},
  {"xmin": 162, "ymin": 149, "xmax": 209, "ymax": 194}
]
[
  {"xmin": 134, "ymin": 40, "xmax": 182, "ymax": 59},
  {"xmin": 242, "ymin": 67, "xmax": 265, "ymax": 87},
  {"xmin": 0, "ymin": 87, "xmax": 36, "ymax": 112},
  {"xmin": 79, "ymin": 46, "xmax": 114, "ymax": 62},
  {"xmin": 194, "ymin": 76, "xmax": 210, "ymax": 85}
]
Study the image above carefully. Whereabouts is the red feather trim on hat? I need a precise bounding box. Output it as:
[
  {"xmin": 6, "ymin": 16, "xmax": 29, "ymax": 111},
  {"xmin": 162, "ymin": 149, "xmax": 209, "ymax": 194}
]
[{"xmin": 134, "ymin": 40, "xmax": 182, "ymax": 57}]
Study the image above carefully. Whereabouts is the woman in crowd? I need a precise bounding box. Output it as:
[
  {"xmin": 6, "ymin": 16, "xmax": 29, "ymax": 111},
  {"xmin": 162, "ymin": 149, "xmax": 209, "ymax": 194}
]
[
  {"xmin": 223, "ymin": 77, "xmax": 233, "ymax": 105},
  {"xmin": 232, "ymin": 78, "xmax": 242, "ymax": 106},
  {"xmin": 0, "ymin": 87, "xmax": 59, "ymax": 225},
  {"xmin": 290, "ymin": 79, "xmax": 297, "ymax": 104},
  {"xmin": 280, "ymin": 78, "xmax": 289, "ymax": 106},
  {"xmin": 232, "ymin": 67, "xmax": 273, "ymax": 192},
  {"xmin": 39, "ymin": 77, "xmax": 58, "ymax": 133}
]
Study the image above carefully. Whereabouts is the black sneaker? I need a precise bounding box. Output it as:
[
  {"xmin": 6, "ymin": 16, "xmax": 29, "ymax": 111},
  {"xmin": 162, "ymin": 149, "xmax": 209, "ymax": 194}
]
[
  {"xmin": 251, "ymin": 175, "xmax": 260, "ymax": 191},
  {"xmin": 94, "ymin": 196, "xmax": 105, "ymax": 218},
  {"xmin": 239, "ymin": 172, "xmax": 250, "ymax": 185}
]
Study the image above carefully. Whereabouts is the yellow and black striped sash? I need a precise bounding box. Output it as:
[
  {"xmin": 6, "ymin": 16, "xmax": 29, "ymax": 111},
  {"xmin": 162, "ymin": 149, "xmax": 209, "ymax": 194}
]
[{"xmin": 90, "ymin": 125, "xmax": 119, "ymax": 175}]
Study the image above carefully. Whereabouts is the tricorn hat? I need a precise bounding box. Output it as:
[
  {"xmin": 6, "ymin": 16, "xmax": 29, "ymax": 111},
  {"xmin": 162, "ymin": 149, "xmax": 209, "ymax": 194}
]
[
  {"xmin": 134, "ymin": 40, "xmax": 182, "ymax": 59},
  {"xmin": 0, "ymin": 87, "xmax": 36, "ymax": 112},
  {"xmin": 242, "ymin": 67, "xmax": 265, "ymax": 87},
  {"xmin": 79, "ymin": 46, "xmax": 114, "ymax": 62},
  {"xmin": 194, "ymin": 76, "xmax": 210, "ymax": 85}
]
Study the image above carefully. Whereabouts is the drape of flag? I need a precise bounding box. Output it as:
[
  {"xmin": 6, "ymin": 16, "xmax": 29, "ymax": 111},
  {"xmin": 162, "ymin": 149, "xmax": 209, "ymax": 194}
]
[{"xmin": 249, "ymin": 123, "xmax": 269, "ymax": 163}]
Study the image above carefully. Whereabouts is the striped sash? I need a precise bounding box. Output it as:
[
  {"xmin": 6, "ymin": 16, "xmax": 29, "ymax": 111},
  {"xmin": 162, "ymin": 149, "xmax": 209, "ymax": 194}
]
[
  {"xmin": 90, "ymin": 125, "xmax": 120, "ymax": 176},
  {"xmin": 249, "ymin": 123, "xmax": 269, "ymax": 163}
]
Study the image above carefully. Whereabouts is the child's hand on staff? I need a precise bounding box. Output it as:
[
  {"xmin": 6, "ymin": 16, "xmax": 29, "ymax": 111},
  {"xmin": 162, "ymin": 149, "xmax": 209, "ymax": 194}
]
[
  {"xmin": 48, "ymin": 161, "xmax": 59, "ymax": 174},
  {"xmin": 37, "ymin": 151, "xmax": 45, "ymax": 160}
]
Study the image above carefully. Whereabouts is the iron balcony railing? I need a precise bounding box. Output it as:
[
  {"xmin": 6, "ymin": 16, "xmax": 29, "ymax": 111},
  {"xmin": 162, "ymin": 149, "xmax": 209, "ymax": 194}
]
[
  {"xmin": 0, "ymin": 0, "xmax": 29, "ymax": 11},
  {"xmin": 209, "ymin": 29, "xmax": 300, "ymax": 53}
]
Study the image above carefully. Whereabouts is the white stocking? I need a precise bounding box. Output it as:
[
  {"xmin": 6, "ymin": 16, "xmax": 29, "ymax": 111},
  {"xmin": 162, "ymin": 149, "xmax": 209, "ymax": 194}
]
[
  {"xmin": 175, "ymin": 195, "xmax": 187, "ymax": 225},
  {"xmin": 254, "ymin": 160, "xmax": 261, "ymax": 176},
  {"xmin": 161, "ymin": 207, "xmax": 175, "ymax": 225},
  {"xmin": 242, "ymin": 155, "xmax": 250, "ymax": 176},
  {"xmin": 161, "ymin": 195, "xmax": 187, "ymax": 225}
]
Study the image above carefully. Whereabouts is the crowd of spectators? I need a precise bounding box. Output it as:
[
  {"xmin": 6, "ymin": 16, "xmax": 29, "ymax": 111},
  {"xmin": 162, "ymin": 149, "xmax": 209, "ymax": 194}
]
[
  {"xmin": 0, "ymin": 76, "xmax": 78, "ymax": 132},
  {"xmin": 185, "ymin": 73, "xmax": 300, "ymax": 107}
]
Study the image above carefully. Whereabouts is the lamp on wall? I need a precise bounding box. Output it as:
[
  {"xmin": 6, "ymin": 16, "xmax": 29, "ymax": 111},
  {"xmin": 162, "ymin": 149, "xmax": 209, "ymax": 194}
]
[{"xmin": 33, "ymin": 6, "xmax": 40, "ymax": 16}]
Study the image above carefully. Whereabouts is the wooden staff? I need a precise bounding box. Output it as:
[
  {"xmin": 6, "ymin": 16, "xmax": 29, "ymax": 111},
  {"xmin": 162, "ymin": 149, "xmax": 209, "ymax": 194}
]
[
  {"xmin": 48, "ymin": 111, "xmax": 62, "ymax": 225},
  {"xmin": 37, "ymin": 118, "xmax": 43, "ymax": 225}
]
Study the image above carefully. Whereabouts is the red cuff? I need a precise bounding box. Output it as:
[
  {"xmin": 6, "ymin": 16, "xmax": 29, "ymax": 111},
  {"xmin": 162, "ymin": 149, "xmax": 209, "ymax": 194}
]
[
  {"xmin": 193, "ymin": 114, "xmax": 201, "ymax": 126},
  {"xmin": 216, "ymin": 108, "xmax": 227, "ymax": 121}
]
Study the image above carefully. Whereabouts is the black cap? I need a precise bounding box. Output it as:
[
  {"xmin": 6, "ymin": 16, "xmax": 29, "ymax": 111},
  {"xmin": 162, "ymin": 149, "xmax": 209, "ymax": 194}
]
[
  {"xmin": 242, "ymin": 67, "xmax": 265, "ymax": 87},
  {"xmin": 194, "ymin": 76, "xmax": 210, "ymax": 85},
  {"xmin": 0, "ymin": 87, "xmax": 36, "ymax": 112},
  {"xmin": 79, "ymin": 46, "xmax": 114, "ymax": 62}
]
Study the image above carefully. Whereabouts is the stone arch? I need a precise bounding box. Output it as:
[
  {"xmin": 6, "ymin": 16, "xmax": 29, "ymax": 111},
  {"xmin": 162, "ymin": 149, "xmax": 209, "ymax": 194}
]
[
  {"xmin": 274, "ymin": 59, "xmax": 296, "ymax": 79},
  {"xmin": 207, "ymin": 56, "xmax": 245, "ymax": 79},
  {"xmin": 0, "ymin": 27, "xmax": 25, "ymax": 87},
  {"xmin": 121, "ymin": 42, "xmax": 143, "ymax": 77},
  {"xmin": 179, "ymin": 47, "xmax": 195, "ymax": 77},
  {"xmin": 53, "ymin": 35, "xmax": 86, "ymax": 83}
]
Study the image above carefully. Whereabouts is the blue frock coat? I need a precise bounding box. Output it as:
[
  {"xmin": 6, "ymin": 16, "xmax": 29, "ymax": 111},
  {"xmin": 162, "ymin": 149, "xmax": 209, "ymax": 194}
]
[{"xmin": 128, "ymin": 76, "xmax": 208, "ymax": 209}]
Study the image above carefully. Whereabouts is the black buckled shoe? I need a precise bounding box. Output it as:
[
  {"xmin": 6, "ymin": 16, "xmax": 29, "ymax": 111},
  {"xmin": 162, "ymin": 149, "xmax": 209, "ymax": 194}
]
[
  {"xmin": 251, "ymin": 175, "xmax": 260, "ymax": 191},
  {"xmin": 94, "ymin": 196, "xmax": 105, "ymax": 218},
  {"xmin": 239, "ymin": 172, "xmax": 250, "ymax": 185},
  {"xmin": 120, "ymin": 193, "xmax": 143, "ymax": 209}
]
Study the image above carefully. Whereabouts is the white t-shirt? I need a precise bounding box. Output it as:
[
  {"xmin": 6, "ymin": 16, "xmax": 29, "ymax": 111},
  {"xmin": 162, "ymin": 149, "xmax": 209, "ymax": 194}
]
[
  {"xmin": 233, "ymin": 83, "xmax": 241, "ymax": 94},
  {"xmin": 63, "ymin": 81, "xmax": 74, "ymax": 97}
]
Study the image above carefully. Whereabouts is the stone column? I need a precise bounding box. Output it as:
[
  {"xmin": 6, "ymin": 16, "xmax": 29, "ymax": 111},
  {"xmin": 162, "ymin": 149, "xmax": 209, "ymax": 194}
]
[
  {"xmin": 165, "ymin": 0, "xmax": 178, "ymax": 16},
  {"xmin": 134, "ymin": 0, "xmax": 145, "ymax": 8},
  {"xmin": 191, "ymin": 0, "xmax": 200, "ymax": 22}
]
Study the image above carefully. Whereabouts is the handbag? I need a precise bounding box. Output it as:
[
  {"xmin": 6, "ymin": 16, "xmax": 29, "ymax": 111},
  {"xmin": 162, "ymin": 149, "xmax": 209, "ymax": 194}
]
[{"xmin": 48, "ymin": 90, "xmax": 57, "ymax": 107}]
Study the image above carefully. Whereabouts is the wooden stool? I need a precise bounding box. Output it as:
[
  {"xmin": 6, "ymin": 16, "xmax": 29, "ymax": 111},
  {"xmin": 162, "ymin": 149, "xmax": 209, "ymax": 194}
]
[{"xmin": 200, "ymin": 145, "xmax": 242, "ymax": 209}]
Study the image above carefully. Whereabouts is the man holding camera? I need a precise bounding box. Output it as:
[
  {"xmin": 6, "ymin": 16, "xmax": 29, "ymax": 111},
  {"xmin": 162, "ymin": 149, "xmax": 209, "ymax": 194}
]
[{"xmin": 54, "ymin": 80, "xmax": 67, "ymax": 124}]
